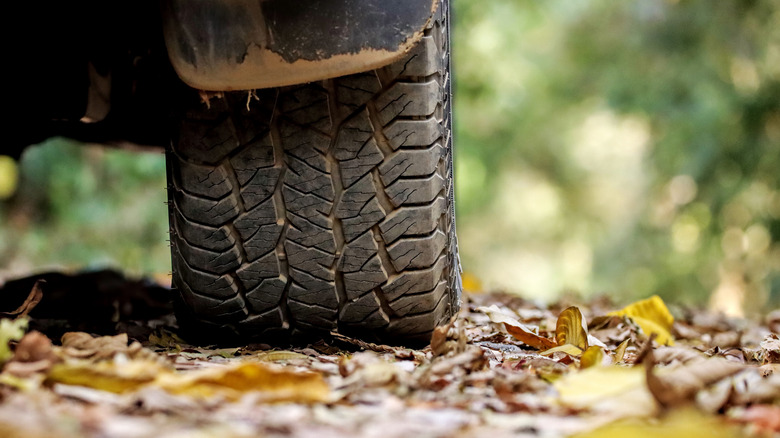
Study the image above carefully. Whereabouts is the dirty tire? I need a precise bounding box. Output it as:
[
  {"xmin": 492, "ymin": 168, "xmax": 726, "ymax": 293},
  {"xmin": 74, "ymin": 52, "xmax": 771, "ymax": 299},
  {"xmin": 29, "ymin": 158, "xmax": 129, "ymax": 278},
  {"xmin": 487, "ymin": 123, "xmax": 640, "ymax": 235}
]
[{"xmin": 166, "ymin": 0, "xmax": 460, "ymax": 346}]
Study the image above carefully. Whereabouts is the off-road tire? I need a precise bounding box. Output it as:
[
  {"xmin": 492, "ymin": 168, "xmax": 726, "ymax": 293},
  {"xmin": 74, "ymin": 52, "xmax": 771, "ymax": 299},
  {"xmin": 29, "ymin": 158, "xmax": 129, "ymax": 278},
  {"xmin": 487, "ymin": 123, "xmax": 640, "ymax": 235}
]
[{"xmin": 166, "ymin": 1, "xmax": 459, "ymax": 345}]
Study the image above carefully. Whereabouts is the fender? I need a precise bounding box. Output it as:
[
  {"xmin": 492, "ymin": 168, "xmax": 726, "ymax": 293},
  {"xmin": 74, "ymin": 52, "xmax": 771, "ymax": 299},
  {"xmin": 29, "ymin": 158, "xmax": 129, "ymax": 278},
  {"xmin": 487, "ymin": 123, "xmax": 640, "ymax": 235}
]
[{"xmin": 161, "ymin": 0, "xmax": 437, "ymax": 91}]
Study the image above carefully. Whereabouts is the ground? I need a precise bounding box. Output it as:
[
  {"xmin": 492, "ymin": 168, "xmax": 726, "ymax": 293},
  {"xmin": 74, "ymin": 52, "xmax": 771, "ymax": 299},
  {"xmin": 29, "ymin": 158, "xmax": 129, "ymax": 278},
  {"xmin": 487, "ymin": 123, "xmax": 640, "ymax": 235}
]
[{"xmin": 0, "ymin": 270, "xmax": 778, "ymax": 438}]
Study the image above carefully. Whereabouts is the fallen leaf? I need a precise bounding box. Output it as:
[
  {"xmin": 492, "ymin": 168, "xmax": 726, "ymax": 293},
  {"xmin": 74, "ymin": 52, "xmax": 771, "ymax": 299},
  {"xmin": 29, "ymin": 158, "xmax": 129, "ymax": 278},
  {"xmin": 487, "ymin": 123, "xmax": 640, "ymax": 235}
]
[
  {"xmin": 540, "ymin": 344, "xmax": 584, "ymax": 357},
  {"xmin": 157, "ymin": 361, "xmax": 330, "ymax": 402},
  {"xmin": 759, "ymin": 334, "xmax": 780, "ymax": 364},
  {"xmin": 3, "ymin": 331, "xmax": 57, "ymax": 377},
  {"xmin": 478, "ymin": 305, "xmax": 556, "ymax": 350},
  {"xmin": 0, "ymin": 318, "xmax": 28, "ymax": 363},
  {"xmin": 556, "ymin": 306, "xmax": 588, "ymax": 351},
  {"xmin": 609, "ymin": 295, "xmax": 675, "ymax": 345},
  {"xmin": 613, "ymin": 339, "xmax": 630, "ymax": 363},
  {"xmin": 581, "ymin": 346, "xmax": 609, "ymax": 369},
  {"xmin": 0, "ymin": 280, "xmax": 43, "ymax": 319},
  {"xmin": 645, "ymin": 351, "xmax": 745, "ymax": 408},
  {"xmin": 573, "ymin": 407, "xmax": 743, "ymax": 438},
  {"xmin": 47, "ymin": 359, "xmax": 166, "ymax": 393},
  {"xmin": 253, "ymin": 351, "xmax": 311, "ymax": 362},
  {"xmin": 59, "ymin": 332, "xmax": 157, "ymax": 362},
  {"xmin": 732, "ymin": 405, "xmax": 780, "ymax": 435},
  {"xmin": 554, "ymin": 365, "xmax": 657, "ymax": 419}
]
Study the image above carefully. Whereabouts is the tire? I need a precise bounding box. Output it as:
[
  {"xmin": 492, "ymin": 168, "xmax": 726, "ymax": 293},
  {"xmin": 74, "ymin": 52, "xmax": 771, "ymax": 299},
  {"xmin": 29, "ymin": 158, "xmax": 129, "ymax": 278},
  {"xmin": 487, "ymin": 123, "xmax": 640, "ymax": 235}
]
[{"xmin": 166, "ymin": 0, "xmax": 459, "ymax": 346}]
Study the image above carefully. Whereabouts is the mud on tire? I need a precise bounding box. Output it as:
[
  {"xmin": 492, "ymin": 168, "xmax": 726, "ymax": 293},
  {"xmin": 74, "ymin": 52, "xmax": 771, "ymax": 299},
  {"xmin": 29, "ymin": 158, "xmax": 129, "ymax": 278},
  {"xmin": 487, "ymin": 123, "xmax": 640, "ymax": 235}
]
[{"xmin": 167, "ymin": 1, "xmax": 460, "ymax": 345}]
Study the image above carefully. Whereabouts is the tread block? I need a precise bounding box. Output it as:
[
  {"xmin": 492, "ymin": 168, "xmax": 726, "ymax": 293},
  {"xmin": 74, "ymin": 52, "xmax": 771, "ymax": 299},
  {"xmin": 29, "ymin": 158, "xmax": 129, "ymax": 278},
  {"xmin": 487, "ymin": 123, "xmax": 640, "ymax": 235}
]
[
  {"xmin": 287, "ymin": 214, "xmax": 336, "ymax": 253},
  {"xmin": 173, "ymin": 234, "xmax": 241, "ymax": 275},
  {"xmin": 278, "ymin": 86, "xmax": 332, "ymax": 133},
  {"xmin": 338, "ymin": 138, "xmax": 383, "ymax": 188},
  {"xmin": 339, "ymin": 293, "xmax": 380, "ymax": 324},
  {"xmin": 288, "ymin": 274, "xmax": 338, "ymax": 309},
  {"xmin": 381, "ymin": 255, "xmax": 446, "ymax": 301},
  {"xmin": 236, "ymin": 251, "xmax": 282, "ymax": 290},
  {"xmin": 245, "ymin": 278, "xmax": 286, "ymax": 313},
  {"xmin": 333, "ymin": 110, "xmax": 374, "ymax": 161},
  {"xmin": 280, "ymin": 120, "xmax": 331, "ymax": 170},
  {"xmin": 386, "ymin": 292, "xmax": 449, "ymax": 336},
  {"xmin": 244, "ymin": 224, "xmax": 283, "ymax": 261},
  {"xmin": 172, "ymin": 254, "xmax": 240, "ymax": 299},
  {"xmin": 288, "ymin": 299, "xmax": 338, "ymax": 330},
  {"xmin": 379, "ymin": 144, "xmax": 444, "ymax": 186},
  {"xmin": 237, "ymin": 308, "xmax": 283, "ymax": 332},
  {"xmin": 234, "ymin": 197, "xmax": 278, "ymax": 240},
  {"xmin": 285, "ymin": 155, "xmax": 335, "ymax": 202},
  {"xmin": 282, "ymin": 186, "xmax": 332, "ymax": 229},
  {"xmin": 178, "ymin": 282, "xmax": 248, "ymax": 322},
  {"xmin": 385, "ymin": 174, "xmax": 445, "ymax": 207},
  {"xmin": 229, "ymin": 136, "xmax": 276, "ymax": 185},
  {"xmin": 342, "ymin": 198, "xmax": 385, "ymax": 243},
  {"xmin": 285, "ymin": 241, "xmax": 335, "ymax": 281},
  {"xmin": 174, "ymin": 211, "xmax": 235, "ymax": 252},
  {"xmin": 383, "ymin": 118, "xmax": 442, "ymax": 150},
  {"xmin": 174, "ymin": 160, "xmax": 232, "ymax": 199},
  {"xmin": 343, "ymin": 256, "xmax": 387, "ymax": 300},
  {"xmin": 375, "ymin": 81, "xmax": 441, "ymax": 126},
  {"xmin": 177, "ymin": 115, "xmax": 240, "ymax": 164},
  {"xmin": 389, "ymin": 281, "xmax": 447, "ymax": 317},
  {"xmin": 379, "ymin": 196, "xmax": 446, "ymax": 244},
  {"xmin": 386, "ymin": 35, "xmax": 441, "ymax": 78},
  {"xmin": 339, "ymin": 232, "xmax": 378, "ymax": 273},
  {"xmin": 174, "ymin": 189, "xmax": 239, "ymax": 227},
  {"xmin": 335, "ymin": 174, "xmax": 377, "ymax": 219},
  {"xmin": 387, "ymin": 230, "xmax": 446, "ymax": 271},
  {"xmin": 336, "ymin": 72, "xmax": 382, "ymax": 110},
  {"xmin": 239, "ymin": 166, "xmax": 282, "ymax": 210}
]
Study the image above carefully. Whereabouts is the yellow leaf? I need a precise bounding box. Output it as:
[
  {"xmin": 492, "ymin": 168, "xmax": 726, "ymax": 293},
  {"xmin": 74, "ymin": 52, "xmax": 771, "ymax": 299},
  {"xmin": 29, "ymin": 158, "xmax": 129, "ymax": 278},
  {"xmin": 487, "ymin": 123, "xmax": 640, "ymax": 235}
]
[
  {"xmin": 157, "ymin": 361, "xmax": 329, "ymax": 403},
  {"xmin": 47, "ymin": 360, "xmax": 166, "ymax": 393},
  {"xmin": 554, "ymin": 365, "xmax": 657, "ymax": 419},
  {"xmin": 581, "ymin": 346, "xmax": 607, "ymax": 369},
  {"xmin": 556, "ymin": 307, "xmax": 588, "ymax": 351},
  {"xmin": 572, "ymin": 407, "xmax": 743, "ymax": 438},
  {"xmin": 540, "ymin": 344, "xmax": 584, "ymax": 357},
  {"xmin": 461, "ymin": 272, "xmax": 483, "ymax": 294},
  {"xmin": 0, "ymin": 156, "xmax": 18, "ymax": 200},
  {"xmin": 0, "ymin": 318, "xmax": 28, "ymax": 363},
  {"xmin": 478, "ymin": 305, "xmax": 557, "ymax": 350},
  {"xmin": 613, "ymin": 339, "xmax": 630, "ymax": 363},
  {"xmin": 609, "ymin": 295, "xmax": 675, "ymax": 346}
]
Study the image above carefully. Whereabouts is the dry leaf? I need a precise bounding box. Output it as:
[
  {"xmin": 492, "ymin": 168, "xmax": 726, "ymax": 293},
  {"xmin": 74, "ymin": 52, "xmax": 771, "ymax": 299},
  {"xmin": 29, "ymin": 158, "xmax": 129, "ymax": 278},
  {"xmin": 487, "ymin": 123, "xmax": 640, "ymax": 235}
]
[
  {"xmin": 0, "ymin": 318, "xmax": 28, "ymax": 363},
  {"xmin": 645, "ymin": 351, "xmax": 745, "ymax": 408},
  {"xmin": 0, "ymin": 280, "xmax": 43, "ymax": 319},
  {"xmin": 581, "ymin": 346, "xmax": 609, "ymax": 369},
  {"xmin": 554, "ymin": 365, "xmax": 657, "ymax": 419},
  {"xmin": 47, "ymin": 360, "xmax": 166, "ymax": 393},
  {"xmin": 613, "ymin": 339, "xmax": 630, "ymax": 363},
  {"xmin": 573, "ymin": 407, "xmax": 743, "ymax": 438},
  {"xmin": 253, "ymin": 351, "xmax": 310, "ymax": 362},
  {"xmin": 609, "ymin": 295, "xmax": 675, "ymax": 345},
  {"xmin": 478, "ymin": 305, "xmax": 556, "ymax": 350},
  {"xmin": 3, "ymin": 331, "xmax": 57, "ymax": 377},
  {"xmin": 157, "ymin": 361, "xmax": 329, "ymax": 402},
  {"xmin": 556, "ymin": 306, "xmax": 588, "ymax": 351}
]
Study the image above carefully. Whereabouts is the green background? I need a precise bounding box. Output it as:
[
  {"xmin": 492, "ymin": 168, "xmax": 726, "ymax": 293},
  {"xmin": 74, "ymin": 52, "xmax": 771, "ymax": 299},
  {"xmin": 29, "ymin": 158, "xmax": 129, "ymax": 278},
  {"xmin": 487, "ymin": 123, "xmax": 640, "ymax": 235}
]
[{"xmin": 1, "ymin": 0, "xmax": 778, "ymax": 316}]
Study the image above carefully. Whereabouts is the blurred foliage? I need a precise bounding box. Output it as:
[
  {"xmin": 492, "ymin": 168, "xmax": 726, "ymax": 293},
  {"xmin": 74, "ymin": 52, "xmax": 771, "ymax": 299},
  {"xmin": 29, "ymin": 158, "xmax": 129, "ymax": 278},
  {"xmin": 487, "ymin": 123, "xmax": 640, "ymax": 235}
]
[
  {"xmin": 0, "ymin": 140, "xmax": 169, "ymax": 277},
  {"xmin": 453, "ymin": 0, "xmax": 780, "ymax": 314},
  {"xmin": 1, "ymin": 0, "xmax": 778, "ymax": 316}
]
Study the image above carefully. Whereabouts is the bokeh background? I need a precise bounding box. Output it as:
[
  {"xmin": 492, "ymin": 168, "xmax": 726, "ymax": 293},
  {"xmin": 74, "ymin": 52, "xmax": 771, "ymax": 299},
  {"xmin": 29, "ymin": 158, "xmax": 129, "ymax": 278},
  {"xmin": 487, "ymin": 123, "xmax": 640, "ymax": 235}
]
[{"xmin": 1, "ymin": 0, "xmax": 778, "ymax": 317}]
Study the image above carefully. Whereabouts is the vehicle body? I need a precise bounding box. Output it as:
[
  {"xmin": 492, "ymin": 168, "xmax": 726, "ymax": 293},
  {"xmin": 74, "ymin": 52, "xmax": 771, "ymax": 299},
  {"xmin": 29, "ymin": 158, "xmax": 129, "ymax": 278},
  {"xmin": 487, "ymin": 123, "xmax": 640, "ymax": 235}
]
[{"xmin": 7, "ymin": 0, "xmax": 460, "ymax": 345}]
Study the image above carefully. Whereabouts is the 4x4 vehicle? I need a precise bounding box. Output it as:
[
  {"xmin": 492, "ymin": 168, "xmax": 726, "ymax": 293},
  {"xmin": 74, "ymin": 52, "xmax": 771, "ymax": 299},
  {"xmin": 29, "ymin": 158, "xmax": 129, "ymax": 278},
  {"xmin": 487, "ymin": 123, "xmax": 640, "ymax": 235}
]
[{"xmin": 8, "ymin": 0, "xmax": 460, "ymax": 345}]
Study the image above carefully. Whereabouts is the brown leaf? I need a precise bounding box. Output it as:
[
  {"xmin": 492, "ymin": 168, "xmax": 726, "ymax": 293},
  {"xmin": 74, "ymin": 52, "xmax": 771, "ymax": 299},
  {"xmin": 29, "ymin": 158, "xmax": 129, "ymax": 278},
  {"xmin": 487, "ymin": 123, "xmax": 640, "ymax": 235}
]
[
  {"xmin": 644, "ymin": 349, "xmax": 745, "ymax": 408},
  {"xmin": 478, "ymin": 305, "xmax": 556, "ymax": 350},
  {"xmin": 555, "ymin": 306, "xmax": 588, "ymax": 352},
  {"xmin": 2, "ymin": 331, "xmax": 58, "ymax": 377},
  {"xmin": 0, "ymin": 280, "xmax": 43, "ymax": 319},
  {"xmin": 59, "ymin": 332, "xmax": 157, "ymax": 362}
]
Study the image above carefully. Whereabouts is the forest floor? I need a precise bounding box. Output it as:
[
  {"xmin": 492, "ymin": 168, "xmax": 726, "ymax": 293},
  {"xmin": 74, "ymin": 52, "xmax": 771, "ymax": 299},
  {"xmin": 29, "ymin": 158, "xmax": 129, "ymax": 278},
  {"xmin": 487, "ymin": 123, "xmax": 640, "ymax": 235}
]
[{"xmin": 0, "ymin": 270, "xmax": 778, "ymax": 438}]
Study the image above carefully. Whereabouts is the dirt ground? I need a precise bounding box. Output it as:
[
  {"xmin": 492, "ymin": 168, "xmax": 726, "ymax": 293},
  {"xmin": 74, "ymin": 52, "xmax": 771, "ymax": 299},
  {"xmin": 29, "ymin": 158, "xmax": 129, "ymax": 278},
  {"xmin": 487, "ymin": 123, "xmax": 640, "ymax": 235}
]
[{"xmin": 0, "ymin": 270, "xmax": 778, "ymax": 438}]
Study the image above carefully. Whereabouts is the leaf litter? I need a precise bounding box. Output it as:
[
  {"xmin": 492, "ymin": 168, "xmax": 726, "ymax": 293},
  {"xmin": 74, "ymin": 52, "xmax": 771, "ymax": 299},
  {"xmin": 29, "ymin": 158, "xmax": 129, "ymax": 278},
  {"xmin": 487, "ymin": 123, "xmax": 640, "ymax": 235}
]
[{"xmin": 0, "ymin": 274, "xmax": 778, "ymax": 437}]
